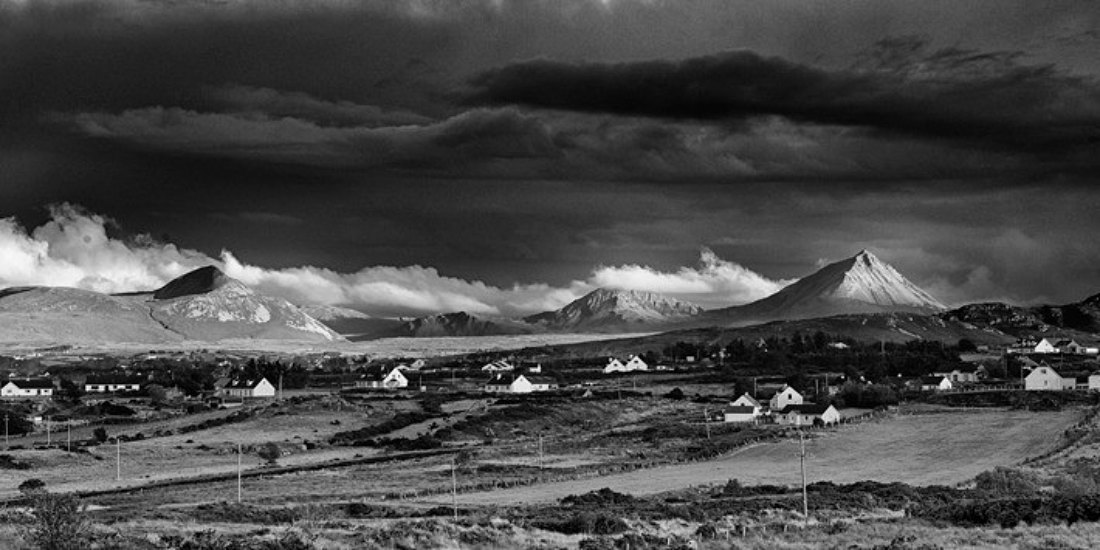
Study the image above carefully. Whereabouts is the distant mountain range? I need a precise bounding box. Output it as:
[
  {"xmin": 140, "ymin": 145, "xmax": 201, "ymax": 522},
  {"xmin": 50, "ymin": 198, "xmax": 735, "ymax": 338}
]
[
  {"xmin": 3, "ymin": 251, "xmax": 1096, "ymax": 348},
  {"xmin": 322, "ymin": 250, "xmax": 957, "ymax": 339},
  {"xmin": 0, "ymin": 266, "xmax": 342, "ymax": 344}
]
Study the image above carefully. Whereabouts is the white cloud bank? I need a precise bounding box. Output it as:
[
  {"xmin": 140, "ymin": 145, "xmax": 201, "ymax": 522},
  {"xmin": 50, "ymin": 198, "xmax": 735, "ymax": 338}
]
[{"xmin": 0, "ymin": 205, "xmax": 787, "ymax": 316}]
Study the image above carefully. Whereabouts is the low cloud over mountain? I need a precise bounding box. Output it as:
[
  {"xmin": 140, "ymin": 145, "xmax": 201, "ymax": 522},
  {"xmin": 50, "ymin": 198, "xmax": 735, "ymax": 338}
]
[{"xmin": 0, "ymin": 204, "xmax": 791, "ymax": 318}]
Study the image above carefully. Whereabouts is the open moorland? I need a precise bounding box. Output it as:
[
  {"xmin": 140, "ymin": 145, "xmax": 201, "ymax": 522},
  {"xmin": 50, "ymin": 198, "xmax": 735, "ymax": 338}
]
[{"xmin": 3, "ymin": 384, "xmax": 1098, "ymax": 549}]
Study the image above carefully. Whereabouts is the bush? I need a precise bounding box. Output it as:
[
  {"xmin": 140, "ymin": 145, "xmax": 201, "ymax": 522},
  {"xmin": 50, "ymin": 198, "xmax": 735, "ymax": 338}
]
[
  {"xmin": 257, "ymin": 442, "xmax": 282, "ymax": 466},
  {"xmin": 92, "ymin": 428, "xmax": 108, "ymax": 443},
  {"xmin": 21, "ymin": 492, "xmax": 90, "ymax": 550}
]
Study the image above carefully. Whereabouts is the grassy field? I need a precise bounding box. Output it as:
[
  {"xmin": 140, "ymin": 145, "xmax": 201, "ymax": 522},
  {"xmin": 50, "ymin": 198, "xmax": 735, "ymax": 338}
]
[{"xmin": 438, "ymin": 408, "xmax": 1082, "ymax": 505}]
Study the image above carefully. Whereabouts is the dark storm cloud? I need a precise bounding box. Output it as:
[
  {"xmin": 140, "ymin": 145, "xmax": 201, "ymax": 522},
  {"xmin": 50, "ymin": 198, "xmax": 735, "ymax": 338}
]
[{"xmin": 468, "ymin": 45, "xmax": 1100, "ymax": 153}]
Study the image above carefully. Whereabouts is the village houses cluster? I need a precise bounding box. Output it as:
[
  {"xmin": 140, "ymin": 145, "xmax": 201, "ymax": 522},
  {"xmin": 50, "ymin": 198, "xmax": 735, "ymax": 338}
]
[{"xmin": 722, "ymin": 385, "xmax": 840, "ymax": 427}]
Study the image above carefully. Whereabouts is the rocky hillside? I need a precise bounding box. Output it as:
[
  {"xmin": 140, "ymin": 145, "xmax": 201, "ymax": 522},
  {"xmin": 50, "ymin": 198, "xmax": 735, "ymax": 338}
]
[
  {"xmin": 0, "ymin": 267, "xmax": 342, "ymax": 344},
  {"xmin": 525, "ymin": 288, "xmax": 704, "ymax": 332}
]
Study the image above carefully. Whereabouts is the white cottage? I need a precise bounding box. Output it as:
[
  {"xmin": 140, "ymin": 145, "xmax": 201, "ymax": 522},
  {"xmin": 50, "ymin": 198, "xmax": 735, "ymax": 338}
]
[
  {"xmin": 724, "ymin": 393, "xmax": 763, "ymax": 423},
  {"xmin": 1024, "ymin": 365, "xmax": 1071, "ymax": 391},
  {"xmin": 603, "ymin": 358, "xmax": 627, "ymax": 374},
  {"xmin": 484, "ymin": 374, "xmax": 534, "ymax": 393},
  {"xmin": 1, "ymin": 379, "xmax": 54, "ymax": 398},
  {"xmin": 356, "ymin": 367, "xmax": 408, "ymax": 389},
  {"xmin": 776, "ymin": 404, "xmax": 840, "ymax": 426},
  {"xmin": 769, "ymin": 386, "xmax": 803, "ymax": 411},
  {"xmin": 221, "ymin": 377, "xmax": 277, "ymax": 399}
]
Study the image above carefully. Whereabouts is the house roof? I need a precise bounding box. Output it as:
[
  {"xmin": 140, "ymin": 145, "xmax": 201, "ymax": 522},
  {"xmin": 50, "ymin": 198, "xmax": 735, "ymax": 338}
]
[
  {"xmin": 5, "ymin": 378, "xmax": 54, "ymax": 389},
  {"xmin": 780, "ymin": 403, "xmax": 833, "ymax": 415},
  {"xmin": 724, "ymin": 405, "xmax": 757, "ymax": 414},
  {"xmin": 85, "ymin": 374, "xmax": 145, "ymax": 385},
  {"xmin": 920, "ymin": 376, "xmax": 948, "ymax": 384},
  {"xmin": 526, "ymin": 376, "xmax": 557, "ymax": 385},
  {"xmin": 733, "ymin": 393, "xmax": 761, "ymax": 407},
  {"xmin": 485, "ymin": 373, "xmax": 526, "ymax": 386},
  {"xmin": 223, "ymin": 378, "xmax": 269, "ymax": 389},
  {"xmin": 360, "ymin": 367, "xmax": 403, "ymax": 381}
]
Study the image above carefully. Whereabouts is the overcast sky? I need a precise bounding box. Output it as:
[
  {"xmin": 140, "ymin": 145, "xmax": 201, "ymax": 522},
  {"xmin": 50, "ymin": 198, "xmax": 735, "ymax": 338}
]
[{"xmin": 1, "ymin": 0, "xmax": 1098, "ymax": 316}]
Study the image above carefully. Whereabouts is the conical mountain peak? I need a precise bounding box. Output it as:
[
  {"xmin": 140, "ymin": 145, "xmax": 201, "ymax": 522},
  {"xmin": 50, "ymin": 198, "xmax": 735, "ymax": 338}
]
[{"xmin": 713, "ymin": 250, "xmax": 945, "ymax": 323}]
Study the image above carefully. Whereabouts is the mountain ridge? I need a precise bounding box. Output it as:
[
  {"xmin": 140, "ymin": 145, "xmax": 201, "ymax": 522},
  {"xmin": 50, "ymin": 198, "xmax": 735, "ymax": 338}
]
[{"xmin": 0, "ymin": 266, "xmax": 342, "ymax": 344}]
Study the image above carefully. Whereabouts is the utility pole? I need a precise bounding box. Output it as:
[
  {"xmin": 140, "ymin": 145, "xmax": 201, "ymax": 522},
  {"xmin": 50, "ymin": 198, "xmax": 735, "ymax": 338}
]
[
  {"xmin": 237, "ymin": 442, "xmax": 242, "ymax": 503},
  {"xmin": 538, "ymin": 434, "xmax": 544, "ymax": 469},
  {"xmin": 116, "ymin": 437, "xmax": 121, "ymax": 481},
  {"xmin": 451, "ymin": 457, "xmax": 458, "ymax": 521},
  {"xmin": 278, "ymin": 373, "xmax": 284, "ymax": 401},
  {"xmin": 46, "ymin": 415, "xmax": 50, "ymax": 446},
  {"xmin": 704, "ymin": 408, "xmax": 711, "ymax": 440},
  {"xmin": 3, "ymin": 414, "xmax": 8, "ymax": 448},
  {"xmin": 799, "ymin": 431, "xmax": 809, "ymax": 522},
  {"xmin": 67, "ymin": 423, "xmax": 71, "ymax": 452}
]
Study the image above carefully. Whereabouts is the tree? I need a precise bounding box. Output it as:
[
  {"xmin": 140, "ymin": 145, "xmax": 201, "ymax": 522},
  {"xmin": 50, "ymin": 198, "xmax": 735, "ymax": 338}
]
[
  {"xmin": 957, "ymin": 339, "xmax": 978, "ymax": 353},
  {"xmin": 145, "ymin": 384, "xmax": 168, "ymax": 405},
  {"xmin": 92, "ymin": 427, "xmax": 108, "ymax": 443},
  {"xmin": 21, "ymin": 491, "xmax": 90, "ymax": 550},
  {"xmin": 257, "ymin": 442, "xmax": 281, "ymax": 466},
  {"xmin": 56, "ymin": 380, "xmax": 84, "ymax": 404}
]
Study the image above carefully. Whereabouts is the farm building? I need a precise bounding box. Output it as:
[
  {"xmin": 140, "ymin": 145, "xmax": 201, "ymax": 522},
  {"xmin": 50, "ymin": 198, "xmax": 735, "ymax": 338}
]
[
  {"xmin": 1, "ymin": 378, "xmax": 54, "ymax": 398},
  {"xmin": 723, "ymin": 405, "xmax": 760, "ymax": 423},
  {"xmin": 482, "ymin": 360, "xmax": 515, "ymax": 372},
  {"xmin": 484, "ymin": 374, "xmax": 534, "ymax": 393},
  {"xmin": 769, "ymin": 385, "xmax": 803, "ymax": 411},
  {"xmin": 919, "ymin": 376, "xmax": 953, "ymax": 392},
  {"xmin": 84, "ymin": 374, "xmax": 144, "ymax": 393},
  {"xmin": 355, "ymin": 367, "xmax": 408, "ymax": 389},
  {"xmin": 221, "ymin": 377, "xmax": 277, "ymax": 399},
  {"xmin": 776, "ymin": 404, "xmax": 840, "ymax": 426},
  {"xmin": 1024, "ymin": 365, "xmax": 1073, "ymax": 391},
  {"xmin": 603, "ymin": 358, "xmax": 626, "ymax": 373}
]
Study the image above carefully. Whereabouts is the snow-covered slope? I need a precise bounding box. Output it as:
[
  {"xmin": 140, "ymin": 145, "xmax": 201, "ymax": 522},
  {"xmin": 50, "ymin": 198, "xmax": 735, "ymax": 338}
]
[
  {"xmin": 0, "ymin": 267, "xmax": 343, "ymax": 344},
  {"xmin": 525, "ymin": 288, "xmax": 704, "ymax": 332},
  {"xmin": 711, "ymin": 250, "xmax": 945, "ymax": 324},
  {"xmin": 300, "ymin": 305, "xmax": 372, "ymax": 322}
]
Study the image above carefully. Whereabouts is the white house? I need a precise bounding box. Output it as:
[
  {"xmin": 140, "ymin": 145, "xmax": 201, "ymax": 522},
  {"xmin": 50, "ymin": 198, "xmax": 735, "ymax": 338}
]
[
  {"xmin": 221, "ymin": 377, "xmax": 277, "ymax": 399},
  {"xmin": 920, "ymin": 376, "xmax": 953, "ymax": 392},
  {"xmin": 604, "ymin": 355, "xmax": 648, "ymax": 374},
  {"xmin": 776, "ymin": 404, "xmax": 840, "ymax": 426},
  {"xmin": 724, "ymin": 393, "xmax": 763, "ymax": 423},
  {"xmin": 484, "ymin": 374, "xmax": 534, "ymax": 393},
  {"xmin": 1034, "ymin": 338, "xmax": 1060, "ymax": 354},
  {"xmin": 769, "ymin": 386, "xmax": 803, "ymax": 411},
  {"xmin": 482, "ymin": 360, "xmax": 515, "ymax": 372},
  {"xmin": 624, "ymin": 355, "xmax": 649, "ymax": 371},
  {"xmin": 1, "ymin": 379, "xmax": 54, "ymax": 398},
  {"xmin": 84, "ymin": 374, "xmax": 144, "ymax": 393},
  {"xmin": 603, "ymin": 358, "xmax": 627, "ymax": 373},
  {"xmin": 723, "ymin": 405, "xmax": 760, "ymax": 423},
  {"xmin": 356, "ymin": 367, "xmax": 408, "ymax": 389},
  {"xmin": 1025, "ymin": 365, "xmax": 1071, "ymax": 391}
]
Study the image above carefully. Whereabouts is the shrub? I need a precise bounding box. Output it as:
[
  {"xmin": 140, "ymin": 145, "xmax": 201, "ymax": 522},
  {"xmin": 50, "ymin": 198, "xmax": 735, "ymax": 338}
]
[
  {"xmin": 257, "ymin": 442, "xmax": 282, "ymax": 466},
  {"xmin": 21, "ymin": 492, "xmax": 90, "ymax": 550},
  {"xmin": 92, "ymin": 427, "xmax": 108, "ymax": 443}
]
